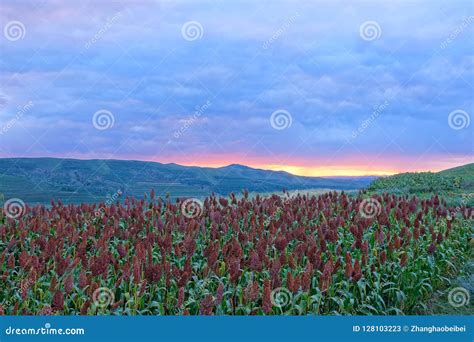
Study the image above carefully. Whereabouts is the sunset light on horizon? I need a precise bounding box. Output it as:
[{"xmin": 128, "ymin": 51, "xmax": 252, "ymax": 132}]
[
  {"xmin": 150, "ymin": 155, "xmax": 474, "ymax": 177},
  {"xmin": 7, "ymin": 152, "xmax": 468, "ymax": 177}
]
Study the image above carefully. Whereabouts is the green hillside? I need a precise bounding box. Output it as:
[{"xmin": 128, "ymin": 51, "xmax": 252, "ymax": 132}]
[
  {"xmin": 0, "ymin": 158, "xmax": 373, "ymax": 205},
  {"xmin": 368, "ymin": 163, "xmax": 474, "ymax": 205},
  {"xmin": 439, "ymin": 163, "xmax": 474, "ymax": 189}
]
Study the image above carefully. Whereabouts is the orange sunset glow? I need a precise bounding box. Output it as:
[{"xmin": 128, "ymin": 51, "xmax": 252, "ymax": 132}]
[{"xmin": 145, "ymin": 154, "xmax": 474, "ymax": 177}]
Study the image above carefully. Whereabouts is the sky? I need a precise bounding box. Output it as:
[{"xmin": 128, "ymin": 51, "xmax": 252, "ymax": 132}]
[{"xmin": 0, "ymin": 0, "xmax": 473, "ymax": 176}]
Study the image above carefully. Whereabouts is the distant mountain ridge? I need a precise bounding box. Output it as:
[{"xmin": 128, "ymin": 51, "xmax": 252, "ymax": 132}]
[{"xmin": 0, "ymin": 157, "xmax": 375, "ymax": 204}]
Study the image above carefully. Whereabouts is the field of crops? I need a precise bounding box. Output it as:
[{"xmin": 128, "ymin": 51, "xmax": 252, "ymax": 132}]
[{"xmin": 0, "ymin": 191, "xmax": 472, "ymax": 315}]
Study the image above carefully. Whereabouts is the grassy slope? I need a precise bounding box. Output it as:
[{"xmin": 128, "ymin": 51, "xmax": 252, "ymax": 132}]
[
  {"xmin": 0, "ymin": 158, "xmax": 372, "ymax": 205},
  {"xmin": 439, "ymin": 163, "xmax": 474, "ymax": 190},
  {"xmin": 368, "ymin": 163, "xmax": 474, "ymax": 206}
]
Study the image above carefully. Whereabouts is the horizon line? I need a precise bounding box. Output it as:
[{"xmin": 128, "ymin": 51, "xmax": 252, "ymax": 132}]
[{"xmin": 0, "ymin": 155, "xmax": 470, "ymax": 178}]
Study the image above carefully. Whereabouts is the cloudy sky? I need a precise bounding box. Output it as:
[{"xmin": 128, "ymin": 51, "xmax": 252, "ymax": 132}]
[{"xmin": 0, "ymin": 0, "xmax": 472, "ymax": 176}]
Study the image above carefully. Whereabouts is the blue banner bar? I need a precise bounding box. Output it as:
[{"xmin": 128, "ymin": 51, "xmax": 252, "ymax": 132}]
[{"xmin": 0, "ymin": 316, "xmax": 472, "ymax": 342}]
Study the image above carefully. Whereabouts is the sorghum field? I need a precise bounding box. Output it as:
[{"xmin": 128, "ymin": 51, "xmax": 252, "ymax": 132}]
[{"xmin": 0, "ymin": 191, "xmax": 472, "ymax": 315}]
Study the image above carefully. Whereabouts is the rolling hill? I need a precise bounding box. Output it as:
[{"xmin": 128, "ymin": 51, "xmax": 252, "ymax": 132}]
[
  {"xmin": 0, "ymin": 158, "xmax": 374, "ymax": 205},
  {"xmin": 367, "ymin": 163, "xmax": 474, "ymax": 205},
  {"xmin": 439, "ymin": 163, "xmax": 474, "ymax": 190}
]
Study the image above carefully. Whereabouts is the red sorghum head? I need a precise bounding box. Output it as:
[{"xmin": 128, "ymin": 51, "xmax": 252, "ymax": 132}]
[
  {"xmin": 262, "ymin": 279, "xmax": 272, "ymax": 314},
  {"xmin": 51, "ymin": 290, "xmax": 64, "ymax": 311}
]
